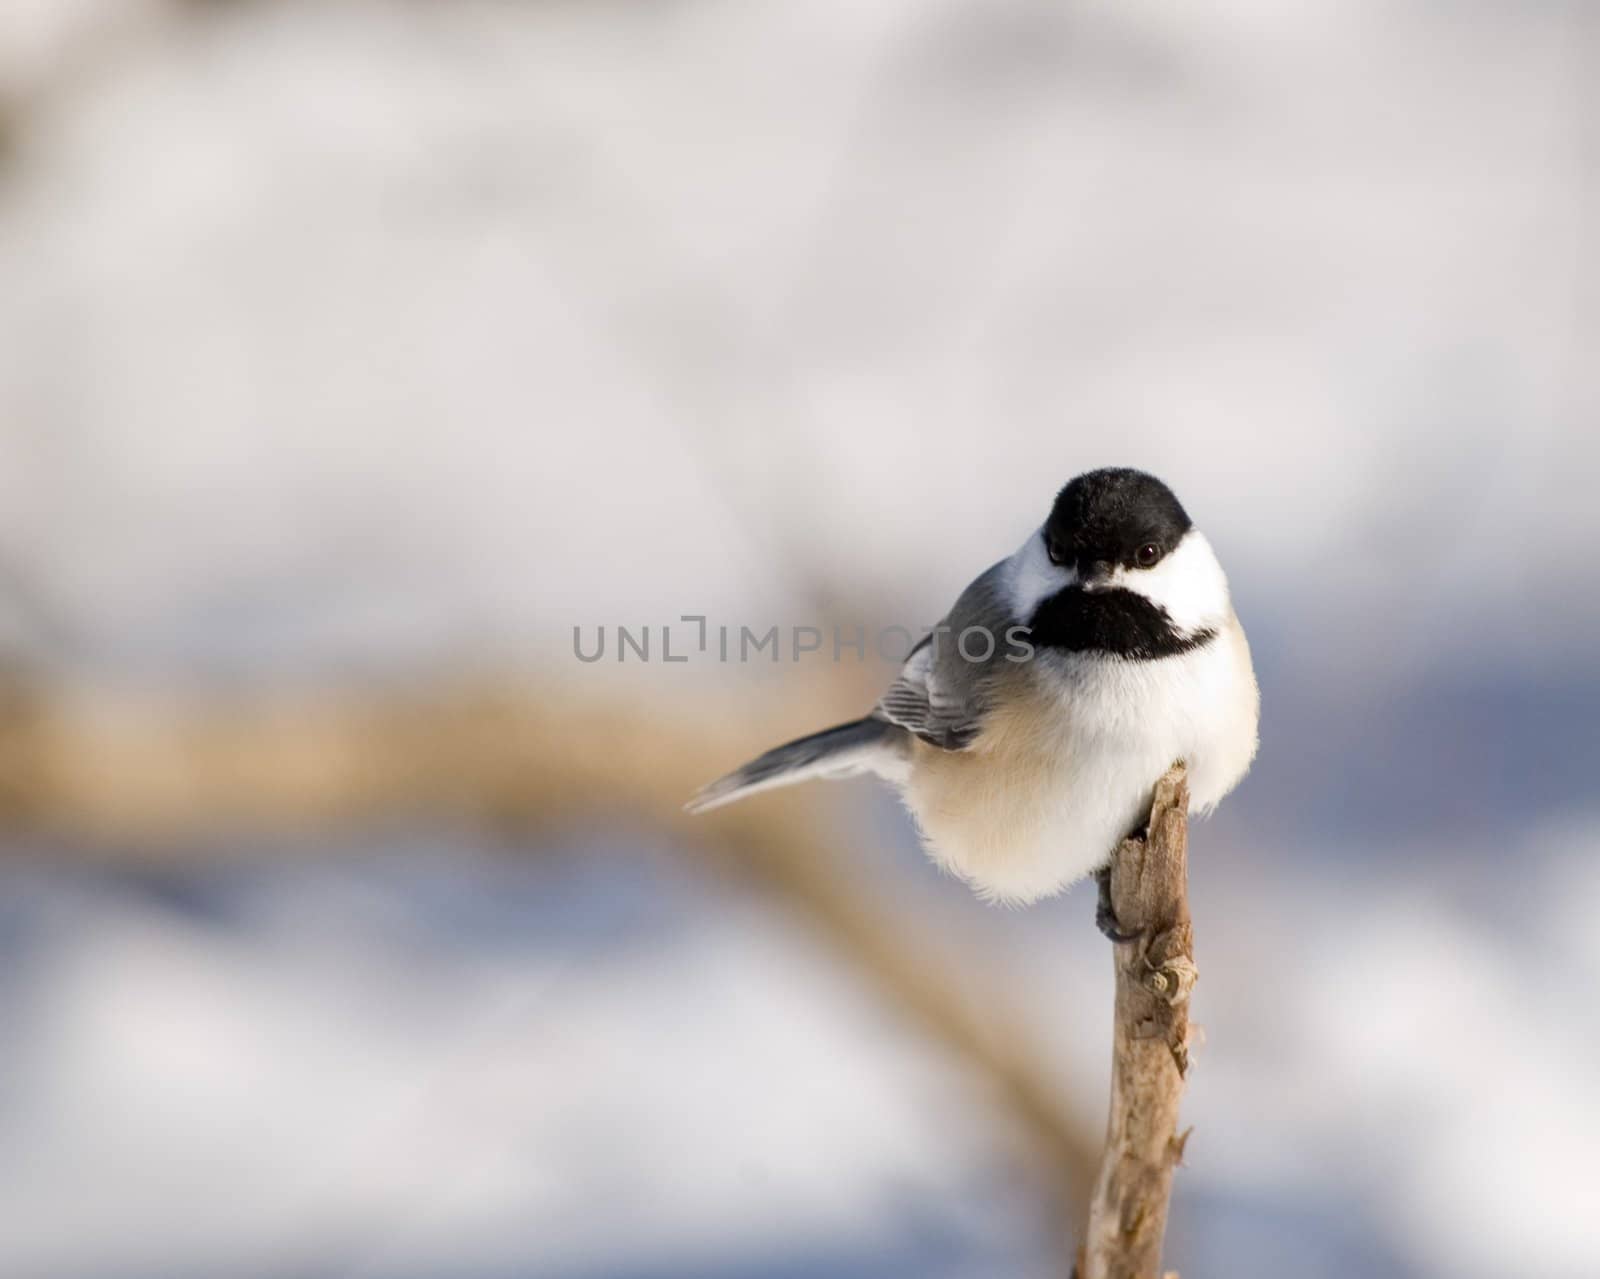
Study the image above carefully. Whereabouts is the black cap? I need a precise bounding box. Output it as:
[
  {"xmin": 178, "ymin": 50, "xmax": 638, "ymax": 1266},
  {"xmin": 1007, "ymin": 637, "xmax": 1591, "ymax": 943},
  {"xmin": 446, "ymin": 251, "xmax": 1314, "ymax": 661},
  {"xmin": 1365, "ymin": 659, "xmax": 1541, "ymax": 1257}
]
[{"xmin": 1044, "ymin": 468, "xmax": 1192, "ymax": 570}]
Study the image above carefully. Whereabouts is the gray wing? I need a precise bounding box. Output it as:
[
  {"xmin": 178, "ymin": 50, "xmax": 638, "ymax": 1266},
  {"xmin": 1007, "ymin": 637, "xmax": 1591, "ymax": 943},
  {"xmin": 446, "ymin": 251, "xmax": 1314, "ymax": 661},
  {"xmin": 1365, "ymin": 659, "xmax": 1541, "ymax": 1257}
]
[{"xmin": 874, "ymin": 560, "xmax": 1017, "ymax": 751}]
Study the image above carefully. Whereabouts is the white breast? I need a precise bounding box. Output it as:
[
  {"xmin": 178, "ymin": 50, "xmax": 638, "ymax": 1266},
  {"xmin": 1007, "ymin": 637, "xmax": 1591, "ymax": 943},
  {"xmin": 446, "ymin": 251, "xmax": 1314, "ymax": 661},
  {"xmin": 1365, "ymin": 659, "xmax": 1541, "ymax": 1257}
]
[{"xmin": 900, "ymin": 616, "xmax": 1258, "ymax": 904}]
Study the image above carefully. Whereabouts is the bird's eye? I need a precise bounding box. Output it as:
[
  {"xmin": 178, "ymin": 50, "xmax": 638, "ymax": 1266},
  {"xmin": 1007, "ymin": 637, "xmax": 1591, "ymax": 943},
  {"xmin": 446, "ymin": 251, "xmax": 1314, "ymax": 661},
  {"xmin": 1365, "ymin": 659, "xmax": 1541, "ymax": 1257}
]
[
  {"xmin": 1135, "ymin": 543, "xmax": 1161, "ymax": 568},
  {"xmin": 1046, "ymin": 537, "xmax": 1067, "ymax": 566}
]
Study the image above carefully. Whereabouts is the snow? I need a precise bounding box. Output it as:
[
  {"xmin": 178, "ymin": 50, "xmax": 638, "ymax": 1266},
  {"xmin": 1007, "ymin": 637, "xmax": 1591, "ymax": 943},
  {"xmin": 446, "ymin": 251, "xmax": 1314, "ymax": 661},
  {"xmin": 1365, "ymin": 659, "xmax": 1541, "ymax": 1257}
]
[
  {"xmin": 0, "ymin": 837, "xmax": 1052, "ymax": 1279},
  {"xmin": 5, "ymin": 818, "xmax": 1597, "ymax": 1278}
]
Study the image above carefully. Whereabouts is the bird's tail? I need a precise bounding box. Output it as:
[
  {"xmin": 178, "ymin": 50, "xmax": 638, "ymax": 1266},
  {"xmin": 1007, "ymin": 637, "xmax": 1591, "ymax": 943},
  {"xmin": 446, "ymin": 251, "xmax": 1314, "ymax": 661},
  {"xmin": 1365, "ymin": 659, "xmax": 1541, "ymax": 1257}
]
[{"xmin": 685, "ymin": 717, "xmax": 904, "ymax": 814}]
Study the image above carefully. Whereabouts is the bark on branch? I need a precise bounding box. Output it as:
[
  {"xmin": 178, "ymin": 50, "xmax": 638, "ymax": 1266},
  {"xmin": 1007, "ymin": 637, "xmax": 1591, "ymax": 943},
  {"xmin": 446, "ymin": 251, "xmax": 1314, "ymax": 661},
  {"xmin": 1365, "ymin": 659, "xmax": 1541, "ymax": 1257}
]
[{"xmin": 1081, "ymin": 764, "xmax": 1196, "ymax": 1279}]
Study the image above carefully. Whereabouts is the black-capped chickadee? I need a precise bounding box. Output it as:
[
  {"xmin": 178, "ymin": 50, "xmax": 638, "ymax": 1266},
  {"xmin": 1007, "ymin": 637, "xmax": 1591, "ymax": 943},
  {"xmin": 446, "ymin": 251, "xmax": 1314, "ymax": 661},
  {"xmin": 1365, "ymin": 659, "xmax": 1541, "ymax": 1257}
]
[{"xmin": 688, "ymin": 468, "xmax": 1259, "ymax": 926}]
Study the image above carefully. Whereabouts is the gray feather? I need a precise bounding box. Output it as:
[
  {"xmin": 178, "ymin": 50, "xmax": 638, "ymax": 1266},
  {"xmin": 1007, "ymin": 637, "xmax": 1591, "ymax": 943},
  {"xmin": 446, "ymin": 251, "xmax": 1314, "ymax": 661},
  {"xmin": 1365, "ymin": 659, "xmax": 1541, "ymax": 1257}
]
[
  {"xmin": 685, "ymin": 718, "xmax": 905, "ymax": 813},
  {"xmin": 874, "ymin": 559, "xmax": 1017, "ymax": 750}
]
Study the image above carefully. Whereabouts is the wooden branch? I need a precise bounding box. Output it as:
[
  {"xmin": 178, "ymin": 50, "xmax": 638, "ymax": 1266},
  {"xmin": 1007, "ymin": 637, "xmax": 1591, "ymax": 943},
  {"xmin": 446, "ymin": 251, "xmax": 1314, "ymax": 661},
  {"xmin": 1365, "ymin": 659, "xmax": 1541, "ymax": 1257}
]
[
  {"xmin": 1081, "ymin": 764, "xmax": 1197, "ymax": 1279},
  {"xmin": 0, "ymin": 676, "xmax": 1103, "ymax": 1232}
]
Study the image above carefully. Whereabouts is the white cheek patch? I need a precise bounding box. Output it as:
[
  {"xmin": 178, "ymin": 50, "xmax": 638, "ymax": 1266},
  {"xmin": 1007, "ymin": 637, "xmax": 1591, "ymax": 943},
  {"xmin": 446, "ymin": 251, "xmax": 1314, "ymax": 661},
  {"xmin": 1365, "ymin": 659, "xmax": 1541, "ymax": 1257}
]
[
  {"xmin": 1119, "ymin": 530, "xmax": 1231, "ymax": 634},
  {"xmin": 1005, "ymin": 526, "xmax": 1076, "ymax": 617}
]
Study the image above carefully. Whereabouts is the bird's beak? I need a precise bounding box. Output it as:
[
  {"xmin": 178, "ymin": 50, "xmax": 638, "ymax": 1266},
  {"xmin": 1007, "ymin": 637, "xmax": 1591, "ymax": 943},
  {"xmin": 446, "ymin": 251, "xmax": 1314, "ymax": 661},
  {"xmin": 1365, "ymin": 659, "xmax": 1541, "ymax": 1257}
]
[{"xmin": 1078, "ymin": 560, "xmax": 1117, "ymax": 591}]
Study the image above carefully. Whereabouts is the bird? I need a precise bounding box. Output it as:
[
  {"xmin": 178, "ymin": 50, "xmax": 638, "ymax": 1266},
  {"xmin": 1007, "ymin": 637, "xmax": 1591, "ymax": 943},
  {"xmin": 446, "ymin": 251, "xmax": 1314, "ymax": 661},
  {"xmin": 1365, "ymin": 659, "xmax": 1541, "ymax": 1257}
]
[{"xmin": 686, "ymin": 467, "xmax": 1259, "ymax": 932}]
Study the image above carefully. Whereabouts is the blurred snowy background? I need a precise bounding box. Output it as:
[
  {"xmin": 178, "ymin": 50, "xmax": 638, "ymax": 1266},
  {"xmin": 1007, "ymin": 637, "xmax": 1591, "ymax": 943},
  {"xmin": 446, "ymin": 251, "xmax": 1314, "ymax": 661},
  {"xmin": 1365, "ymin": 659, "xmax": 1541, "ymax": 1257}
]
[{"xmin": 0, "ymin": 1, "xmax": 1597, "ymax": 1277}]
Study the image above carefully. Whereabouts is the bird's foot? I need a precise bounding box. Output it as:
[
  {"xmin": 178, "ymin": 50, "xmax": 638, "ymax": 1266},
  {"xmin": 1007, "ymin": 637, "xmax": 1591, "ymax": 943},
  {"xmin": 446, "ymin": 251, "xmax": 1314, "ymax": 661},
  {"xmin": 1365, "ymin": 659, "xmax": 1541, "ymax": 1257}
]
[{"xmin": 1094, "ymin": 863, "xmax": 1141, "ymax": 944}]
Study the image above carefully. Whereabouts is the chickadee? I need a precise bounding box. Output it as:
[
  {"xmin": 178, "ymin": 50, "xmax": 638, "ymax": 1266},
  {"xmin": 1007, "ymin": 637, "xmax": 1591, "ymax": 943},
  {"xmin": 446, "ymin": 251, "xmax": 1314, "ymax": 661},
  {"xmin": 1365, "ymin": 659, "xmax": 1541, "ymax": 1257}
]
[{"xmin": 688, "ymin": 468, "xmax": 1259, "ymax": 927}]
